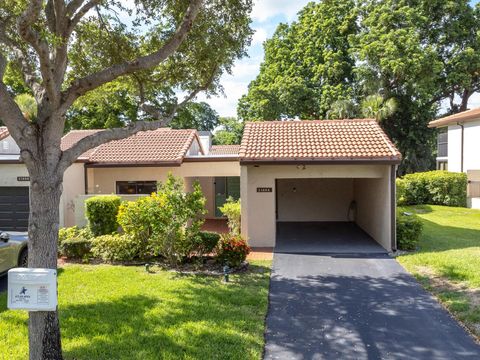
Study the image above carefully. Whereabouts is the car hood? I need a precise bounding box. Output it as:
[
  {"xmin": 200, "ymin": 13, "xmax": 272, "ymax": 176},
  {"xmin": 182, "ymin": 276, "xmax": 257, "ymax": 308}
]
[{"xmin": 0, "ymin": 231, "xmax": 28, "ymax": 244}]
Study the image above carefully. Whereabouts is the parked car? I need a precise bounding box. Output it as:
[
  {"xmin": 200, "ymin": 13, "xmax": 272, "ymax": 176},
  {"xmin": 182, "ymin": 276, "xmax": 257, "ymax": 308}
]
[{"xmin": 0, "ymin": 231, "xmax": 28, "ymax": 275}]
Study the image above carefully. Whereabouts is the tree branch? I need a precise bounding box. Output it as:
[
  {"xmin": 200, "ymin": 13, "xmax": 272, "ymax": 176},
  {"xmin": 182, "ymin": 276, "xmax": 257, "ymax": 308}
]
[
  {"xmin": 59, "ymin": 68, "xmax": 216, "ymax": 171},
  {"xmin": 66, "ymin": 0, "xmax": 87, "ymax": 17},
  {"xmin": 0, "ymin": 79, "xmax": 31, "ymax": 149},
  {"xmin": 17, "ymin": 0, "xmax": 58, "ymax": 104},
  {"xmin": 60, "ymin": 0, "xmax": 203, "ymax": 112},
  {"xmin": 68, "ymin": 0, "xmax": 103, "ymax": 34}
]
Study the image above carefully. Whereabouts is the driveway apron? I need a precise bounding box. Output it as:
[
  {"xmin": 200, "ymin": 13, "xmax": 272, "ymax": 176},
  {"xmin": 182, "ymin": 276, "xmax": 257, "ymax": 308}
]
[{"xmin": 264, "ymin": 252, "xmax": 480, "ymax": 359}]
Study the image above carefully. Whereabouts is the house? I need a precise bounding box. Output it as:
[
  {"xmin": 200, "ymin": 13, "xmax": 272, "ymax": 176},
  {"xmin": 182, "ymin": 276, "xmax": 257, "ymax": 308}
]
[
  {"xmin": 0, "ymin": 119, "xmax": 401, "ymax": 251},
  {"xmin": 428, "ymin": 108, "xmax": 480, "ymax": 209}
]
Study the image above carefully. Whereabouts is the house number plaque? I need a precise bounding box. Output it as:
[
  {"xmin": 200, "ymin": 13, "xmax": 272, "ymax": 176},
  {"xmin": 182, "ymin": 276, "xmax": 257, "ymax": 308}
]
[{"xmin": 256, "ymin": 187, "xmax": 272, "ymax": 193}]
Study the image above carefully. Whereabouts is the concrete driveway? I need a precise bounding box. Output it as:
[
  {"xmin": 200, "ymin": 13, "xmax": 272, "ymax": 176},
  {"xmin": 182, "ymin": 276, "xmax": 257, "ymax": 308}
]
[{"xmin": 264, "ymin": 225, "xmax": 480, "ymax": 359}]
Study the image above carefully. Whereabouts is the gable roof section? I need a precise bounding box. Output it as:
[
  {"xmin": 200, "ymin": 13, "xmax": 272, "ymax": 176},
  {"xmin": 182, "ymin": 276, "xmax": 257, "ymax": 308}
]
[
  {"xmin": 428, "ymin": 108, "xmax": 480, "ymax": 128},
  {"xmin": 85, "ymin": 128, "xmax": 200, "ymax": 165},
  {"xmin": 61, "ymin": 129, "xmax": 103, "ymax": 161},
  {"xmin": 209, "ymin": 145, "xmax": 240, "ymax": 156},
  {"xmin": 239, "ymin": 119, "xmax": 401, "ymax": 164},
  {"xmin": 0, "ymin": 127, "xmax": 10, "ymax": 141}
]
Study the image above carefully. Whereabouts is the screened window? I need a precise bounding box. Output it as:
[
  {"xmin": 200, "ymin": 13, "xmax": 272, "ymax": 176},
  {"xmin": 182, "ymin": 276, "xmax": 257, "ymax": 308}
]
[{"xmin": 116, "ymin": 181, "xmax": 157, "ymax": 195}]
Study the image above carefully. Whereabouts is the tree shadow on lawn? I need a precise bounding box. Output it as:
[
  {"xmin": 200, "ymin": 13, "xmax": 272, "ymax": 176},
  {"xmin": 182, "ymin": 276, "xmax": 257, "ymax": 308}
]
[
  {"xmin": 407, "ymin": 217, "xmax": 480, "ymax": 252},
  {"xmin": 60, "ymin": 264, "xmax": 270, "ymax": 360}
]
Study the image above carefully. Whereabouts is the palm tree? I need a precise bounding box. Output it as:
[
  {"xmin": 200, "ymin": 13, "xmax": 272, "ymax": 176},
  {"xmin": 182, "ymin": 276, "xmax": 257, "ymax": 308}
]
[
  {"xmin": 327, "ymin": 99, "xmax": 358, "ymax": 119},
  {"xmin": 14, "ymin": 93, "xmax": 38, "ymax": 121},
  {"xmin": 360, "ymin": 94, "xmax": 397, "ymax": 121}
]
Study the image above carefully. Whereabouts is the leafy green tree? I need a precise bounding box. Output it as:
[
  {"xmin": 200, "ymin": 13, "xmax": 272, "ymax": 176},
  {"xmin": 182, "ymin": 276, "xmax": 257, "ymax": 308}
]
[
  {"xmin": 14, "ymin": 94, "xmax": 37, "ymax": 121},
  {"xmin": 0, "ymin": 1, "xmax": 253, "ymax": 358},
  {"xmin": 360, "ymin": 95, "xmax": 397, "ymax": 122},
  {"xmin": 171, "ymin": 101, "xmax": 219, "ymax": 131},
  {"xmin": 238, "ymin": 0, "xmax": 357, "ymax": 120},
  {"xmin": 213, "ymin": 117, "xmax": 245, "ymax": 145}
]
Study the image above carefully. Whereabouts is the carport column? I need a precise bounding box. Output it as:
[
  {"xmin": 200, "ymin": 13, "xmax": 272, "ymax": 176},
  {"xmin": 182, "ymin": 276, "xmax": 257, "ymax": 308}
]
[
  {"xmin": 240, "ymin": 165, "xmax": 249, "ymax": 241},
  {"xmin": 391, "ymin": 165, "xmax": 397, "ymax": 251}
]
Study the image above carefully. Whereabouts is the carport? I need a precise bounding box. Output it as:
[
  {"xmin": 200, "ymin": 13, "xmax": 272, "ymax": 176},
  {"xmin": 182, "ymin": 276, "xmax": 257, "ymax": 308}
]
[{"xmin": 239, "ymin": 120, "xmax": 402, "ymax": 252}]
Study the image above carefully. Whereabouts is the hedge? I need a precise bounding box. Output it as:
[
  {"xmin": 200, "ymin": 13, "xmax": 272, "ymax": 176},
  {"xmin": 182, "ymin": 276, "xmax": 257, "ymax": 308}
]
[
  {"xmin": 85, "ymin": 195, "xmax": 122, "ymax": 236},
  {"xmin": 396, "ymin": 171, "xmax": 467, "ymax": 207},
  {"xmin": 58, "ymin": 226, "xmax": 93, "ymax": 259}
]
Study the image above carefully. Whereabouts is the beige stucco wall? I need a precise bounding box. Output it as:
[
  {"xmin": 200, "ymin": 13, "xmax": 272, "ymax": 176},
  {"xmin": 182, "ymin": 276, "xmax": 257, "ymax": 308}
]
[
  {"xmin": 87, "ymin": 161, "xmax": 240, "ymax": 194},
  {"xmin": 68, "ymin": 161, "xmax": 240, "ymax": 226},
  {"xmin": 241, "ymin": 164, "xmax": 393, "ymax": 249},
  {"xmin": 354, "ymin": 166, "xmax": 393, "ymax": 250},
  {"xmin": 61, "ymin": 163, "xmax": 85, "ymax": 228},
  {"xmin": 277, "ymin": 178, "xmax": 354, "ymax": 222}
]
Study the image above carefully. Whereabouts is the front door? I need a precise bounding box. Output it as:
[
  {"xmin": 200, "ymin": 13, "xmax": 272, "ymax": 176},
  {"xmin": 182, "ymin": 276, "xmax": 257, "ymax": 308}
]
[{"xmin": 214, "ymin": 177, "xmax": 240, "ymax": 217}]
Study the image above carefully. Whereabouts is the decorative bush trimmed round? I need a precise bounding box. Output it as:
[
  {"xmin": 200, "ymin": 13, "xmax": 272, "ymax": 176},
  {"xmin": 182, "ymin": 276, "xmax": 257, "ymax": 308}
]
[{"xmin": 217, "ymin": 234, "xmax": 251, "ymax": 267}]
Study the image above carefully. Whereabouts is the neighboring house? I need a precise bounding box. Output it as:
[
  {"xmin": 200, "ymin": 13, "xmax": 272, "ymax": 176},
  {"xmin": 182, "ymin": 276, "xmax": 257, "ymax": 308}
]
[
  {"xmin": 0, "ymin": 119, "xmax": 401, "ymax": 251},
  {"xmin": 429, "ymin": 108, "xmax": 480, "ymax": 209}
]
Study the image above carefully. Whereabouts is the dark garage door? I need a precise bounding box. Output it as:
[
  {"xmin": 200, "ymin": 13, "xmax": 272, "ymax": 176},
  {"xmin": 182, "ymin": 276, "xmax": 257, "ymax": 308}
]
[{"xmin": 0, "ymin": 187, "xmax": 29, "ymax": 231}]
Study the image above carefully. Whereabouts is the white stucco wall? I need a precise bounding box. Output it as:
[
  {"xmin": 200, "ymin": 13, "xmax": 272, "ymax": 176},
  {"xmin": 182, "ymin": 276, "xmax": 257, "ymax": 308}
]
[
  {"xmin": 447, "ymin": 120, "xmax": 480, "ymax": 173},
  {"xmin": 0, "ymin": 164, "xmax": 29, "ymax": 186},
  {"xmin": 241, "ymin": 164, "xmax": 392, "ymax": 249},
  {"xmin": 277, "ymin": 178, "xmax": 354, "ymax": 222}
]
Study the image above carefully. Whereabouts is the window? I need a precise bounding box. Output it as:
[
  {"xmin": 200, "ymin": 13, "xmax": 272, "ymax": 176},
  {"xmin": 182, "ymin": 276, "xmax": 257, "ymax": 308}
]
[
  {"xmin": 437, "ymin": 161, "xmax": 448, "ymax": 171},
  {"xmin": 116, "ymin": 181, "xmax": 157, "ymax": 195},
  {"xmin": 437, "ymin": 129, "xmax": 448, "ymax": 157}
]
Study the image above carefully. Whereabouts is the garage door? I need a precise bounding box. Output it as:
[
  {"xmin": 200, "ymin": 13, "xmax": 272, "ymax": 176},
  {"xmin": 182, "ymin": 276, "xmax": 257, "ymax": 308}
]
[{"xmin": 0, "ymin": 187, "xmax": 29, "ymax": 231}]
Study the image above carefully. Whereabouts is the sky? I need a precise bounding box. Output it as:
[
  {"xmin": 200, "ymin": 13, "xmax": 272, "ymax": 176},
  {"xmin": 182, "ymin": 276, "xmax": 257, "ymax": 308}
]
[
  {"xmin": 195, "ymin": 0, "xmax": 313, "ymax": 117},
  {"xmin": 197, "ymin": 0, "xmax": 480, "ymax": 118}
]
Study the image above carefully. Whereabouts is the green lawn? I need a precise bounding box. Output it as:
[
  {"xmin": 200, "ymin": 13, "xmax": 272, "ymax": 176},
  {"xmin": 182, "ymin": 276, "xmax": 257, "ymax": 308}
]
[
  {"xmin": 397, "ymin": 205, "xmax": 480, "ymax": 337},
  {"xmin": 0, "ymin": 261, "xmax": 271, "ymax": 360}
]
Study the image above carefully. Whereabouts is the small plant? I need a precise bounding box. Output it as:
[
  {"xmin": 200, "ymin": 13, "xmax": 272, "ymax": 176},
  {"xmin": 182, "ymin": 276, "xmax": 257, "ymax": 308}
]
[
  {"xmin": 58, "ymin": 226, "xmax": 93, "ymax": 259},
  {"xmin": 85, "ymin": 195, "xmax": 122, "ymax": 236},
  {"xmin": 219, "ymin": 198, "xmax": 241, "ymax": 235},
  {"xmin": 217, "ymin": 233, "xmax": 251, "ymax": 267},
  {"xmin": 91, "ymin": 234, "xmax": 142, "ymax": 262},
  {"xmin": 193, "ymin": 231, "xmax": 221, "ymax": 257},
  {"xmin": 396, "ymin": 211, "xmax": 423, "ymax": 251}
]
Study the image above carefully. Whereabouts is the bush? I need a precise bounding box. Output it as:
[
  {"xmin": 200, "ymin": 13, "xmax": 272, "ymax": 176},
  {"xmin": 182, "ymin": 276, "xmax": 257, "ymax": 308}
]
[
  {"xmin": 85, "ymin": 195, "xmax": 122, "ymax": 236},
  {"xmin": 397, "ymin": 171, "xmax": 467, "ymax": 207},
  {"xmin": 193, "ymin": 231, "xmax": 221, "ymax": 257},
  {"xmin": 58, "ymin": 226, "xmax": 93, "ymax": 259},
  {"xmin": 217, "ymin": 234, "xmax": 251, "ymax": 267},
  {"xmin": 117, "ymin": 174, "xmax": 206, "ymax": 264},
  {"xmin": 396, "ymin": 211, "xmax": 423, "ymax": 251},
  {"xmin": 91, "ymin": 234, "xmax": 141, "ymax": 262},
  {"xmin": 219, "ymin": 198, "xmax": 241, "ymax": 235}
]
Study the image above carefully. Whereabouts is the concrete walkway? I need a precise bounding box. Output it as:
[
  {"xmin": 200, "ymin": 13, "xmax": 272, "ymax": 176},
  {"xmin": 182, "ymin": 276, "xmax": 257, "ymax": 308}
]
[{"xmin": 264, "ymin": 223, "xmax": 480, "ymax": 359}]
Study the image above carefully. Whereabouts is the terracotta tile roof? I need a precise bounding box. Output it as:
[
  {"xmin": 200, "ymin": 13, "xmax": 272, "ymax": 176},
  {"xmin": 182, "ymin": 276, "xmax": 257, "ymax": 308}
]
[
  {"xmin": 87, "ymin": 128, "xmax": 199, "ymax": 164},
  {"xmin": 428, "ymin": 108, "xmax": 480, "ymax": 128},
  {"xmin": 239, "ymin": 119, "xmax": 401, "ymax": 163},
  {"xmin": 0, "ymin": 127, "xmax": 9, "ymax": 141},
  {"xmin": 61, "ymin": 129, "xmax": 103, "ymax": 160},
  {"xmin": 209, "ymin": 145, "xmax": 240, "ymax": 156}
]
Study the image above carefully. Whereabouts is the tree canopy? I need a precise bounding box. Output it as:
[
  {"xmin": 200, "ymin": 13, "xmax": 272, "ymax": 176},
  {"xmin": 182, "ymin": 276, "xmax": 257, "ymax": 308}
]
[
  {"xmin": 212, "ymin": 117, "xmax": 244, "ymax": 145},
  {"xmin": 239, "ymin": 0, "xmax": 480, "ymax": 174},
  {"xmin": 0, "ymin": 1, "xmax": 253, "ymax": 358}
]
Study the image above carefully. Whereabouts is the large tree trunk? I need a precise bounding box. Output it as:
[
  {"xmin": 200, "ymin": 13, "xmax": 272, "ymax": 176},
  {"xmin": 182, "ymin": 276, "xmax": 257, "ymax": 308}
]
[{"xmin": 27, "ymin": 166, "xmax": 64, "ymax": 360}]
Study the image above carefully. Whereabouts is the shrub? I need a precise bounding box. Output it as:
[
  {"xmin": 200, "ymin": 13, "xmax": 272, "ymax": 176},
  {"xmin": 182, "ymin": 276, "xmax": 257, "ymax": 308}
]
[
  {"xmin": 117, "ymin": 174, "xmax": 206, "ymax": 264},
  {"xmin": 396, "ymin": 211, "xmax": 423, "ymax": 251},
  {"xmin": 217, "ymin": 234, "xmax": 251, "ymax": 267},
  {"xmin": 219, "ymin": 198, "xmax": 241, "ymax": 235},
  {"xmin": 193, "ymin": 231, "xmax": 221, "ymax": 257},
  {"xmin": 58, "ymin": 226, "xmax": 93, "ymax": 259},
  {"xmin": 91, "ymin": 234, "xmax": 141, "ymax": 262},
  {"xmin": 85, "ymin": 195, "xmax": 122, "ymax": 236},
  {"xmin": 397, "ymin": 171, "xmax": 467, "ymax": 207}
]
